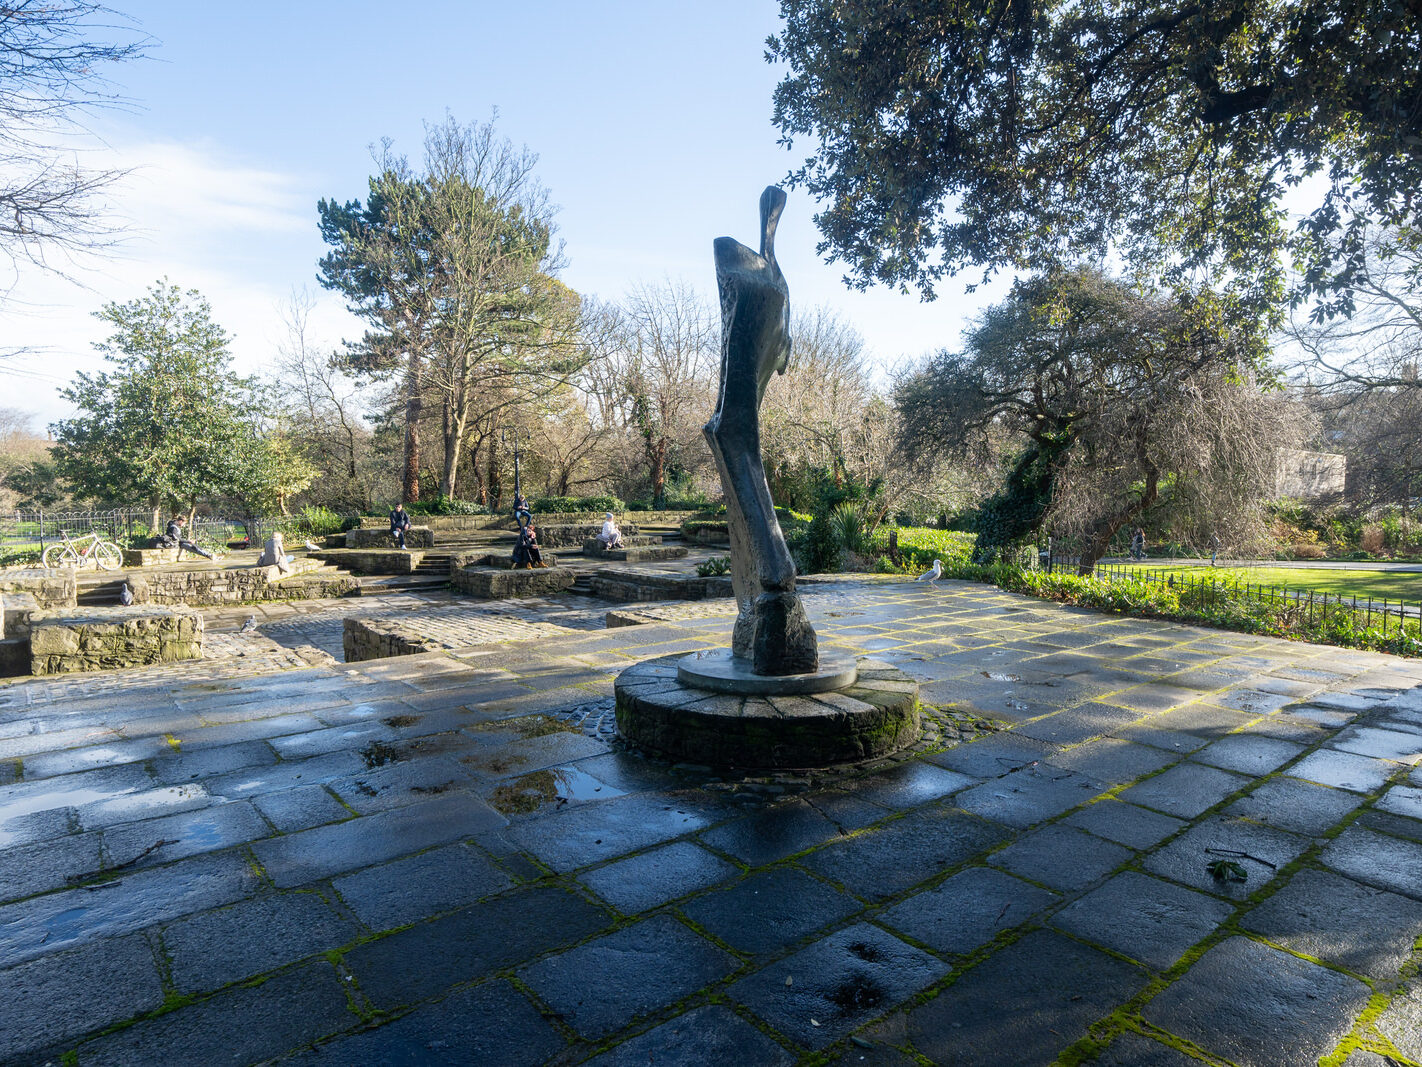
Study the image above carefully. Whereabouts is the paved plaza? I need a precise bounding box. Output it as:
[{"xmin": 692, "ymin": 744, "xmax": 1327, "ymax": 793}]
[{"xmin": 3, "ymin": 578, "xmax": 1422, "ymax": 1065}]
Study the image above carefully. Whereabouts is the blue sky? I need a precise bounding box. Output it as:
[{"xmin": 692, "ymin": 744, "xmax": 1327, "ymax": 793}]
[{"xmin": 2, "ymin": 1, "xmax": 1008, "ymax": 426}]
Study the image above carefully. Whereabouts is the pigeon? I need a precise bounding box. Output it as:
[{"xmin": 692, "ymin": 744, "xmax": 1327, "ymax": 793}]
[
  {"xmin": 915, "ymin": 559, "xmax": 944, "ymax": 582},
  {"xmin": 118, "ymin": 582, "xmax": 134, "ymax": 606},
  {"xmin": 240, "ymin": 615, "xmax": 258, "ymax": 633}
]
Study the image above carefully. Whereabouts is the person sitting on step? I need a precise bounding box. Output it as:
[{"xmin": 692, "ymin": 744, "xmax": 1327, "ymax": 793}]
[
  {"xmin": 166, "ymin": 516, "xmax": 216, "ymax": 561},
  {"xmin": 597, "ymin": 512, "xmax": 624, "ymax": 550},
  {"xmin": 513, "ymin": 521, "xmax": 547, "ymax": 569}
]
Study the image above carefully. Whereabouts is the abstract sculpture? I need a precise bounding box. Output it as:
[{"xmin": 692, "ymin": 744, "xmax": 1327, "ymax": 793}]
[{"xmin": 703, "ymin": 186, "xmax": 819, "ymax": 676}]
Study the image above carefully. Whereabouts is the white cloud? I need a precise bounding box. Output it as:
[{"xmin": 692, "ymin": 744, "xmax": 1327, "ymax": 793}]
[{"xmin": 0, "ymin": 133, "xmax": 362, "ymax": 427}]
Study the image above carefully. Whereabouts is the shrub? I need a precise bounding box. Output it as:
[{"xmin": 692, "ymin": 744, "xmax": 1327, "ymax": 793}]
[
  {"xmin": 1360, "ymin": 525, "xmax": 1385, "ymax": 554},
  {"xmin": 297, "ymin": 505, "xmax": 345, "ymax": 537},
  {"xmin": 532, "ymin": 495, "xmax": 625, "ymax": 514},
  {"xmin": 829, "ymin": 502, "xmax": 868, "ymax": 555},
  {"xmin": 1291, "ymin": 543, "xmax": 1327, "ymax": 560},
  {"xmin": 695, "ymin": 556, "xmax": 731, "ymax": 577}
]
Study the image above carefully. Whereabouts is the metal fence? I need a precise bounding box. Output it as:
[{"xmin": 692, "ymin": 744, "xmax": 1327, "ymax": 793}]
[
  {"xmin": 1091, "ymin": 561, "xmax": 1422, "ymax": 632},
  {"xmin": 1, "ymin": 510, "xmax": 261, "ymax": 559}
]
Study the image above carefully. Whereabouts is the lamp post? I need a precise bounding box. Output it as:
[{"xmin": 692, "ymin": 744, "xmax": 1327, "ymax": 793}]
[{"xmin": 502, "ymin": 427, "xmax": 523, "ymax": 504}]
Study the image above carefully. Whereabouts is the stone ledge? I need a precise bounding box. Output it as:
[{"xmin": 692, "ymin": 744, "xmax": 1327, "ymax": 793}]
[
  {"xmin": 343, "ymin": 617, "xmax": 445, "ymax": 662},
  {"xmin": 452, "ymin": 565, "xmax": 575, "ymax": 598},
  {"xmin": 345, "ymin": 526, "xmax": 434, "ymax": 549},
  {"xmin": 30, "ymin": 605, "xmax": 203, "ymax": 675},
  {"xmin": 581, "ymin": 544, "xmax": 687, "ymax": 562},
  {"xmin": 614, "ymin": 654, "xmax": 921, "ymax": 768},
  {"xmin": 121, "ymin": 547, "xmax": 181, "ymax": 567},
  {"xmin": 589, "ymin": 570, "xmax": 734, "ymax": 603}
]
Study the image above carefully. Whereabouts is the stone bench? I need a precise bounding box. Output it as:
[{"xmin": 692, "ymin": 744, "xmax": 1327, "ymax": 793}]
[
  {"xmin": 346, "ymin": 526, "xmax": 434, "ymax": 549},
  {"xmin": 452, "ymin": 563, "xmax": 574, "ymax": 598},
  {"xmin": 580, "ymin": 535, "xmax": 662, "ymax": 554},
  {"xmin": 582, "ymin": 545, "xmax": 687, "ymax": 563},
  {"xmin": 29, "ymin": 606, "xmax": 203, "ymax": 675},
  {"xmin": 122, "ymin": 547, "xmax": 182, "ymax": 567}
]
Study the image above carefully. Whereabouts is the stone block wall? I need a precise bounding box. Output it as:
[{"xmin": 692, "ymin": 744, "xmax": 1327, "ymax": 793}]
[
  {"xmin": 30, "ymin": 607, "xmax": 202, "ymax": 675},
  {"xmin": 313, "ymin": 550, "xmax": 418, "ymax": 575},
  {"xmin": 452, "ymin": 565, "xmax": 575, "ymax": 598},
  {"xmin": 356, "ymin": 509, "xmax": 699, "ymax": 532},
  {"xmin": 343, "ymin": 617, "xmax": 444, "ymax": 662},
  {"xmin": 129, "ymin": 561, "xmax": 358, "ymax": 606},
  {"xmin": 122, "ymin": 547, "xmax": 181, "ymax": 567},
  {"xmin": 346, "ymin": 527, "xmax": 434, "ymax": 549},
  {"xmin": 0, "ymin": 569, "xmax": 77, "ymax": 609},
  {"xmin": 588, "ymin": 571, "xmax": 734, "ymax": 603}
]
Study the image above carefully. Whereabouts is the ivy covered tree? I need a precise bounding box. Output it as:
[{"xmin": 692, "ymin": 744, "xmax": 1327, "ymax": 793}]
[
  {"xmin": 51, "ymin": 281, "xmax": 265, "ymax": 526},
  {"xmin": 895, "ymin": 268, "xmax": 1295, "ymax": 569},
  {"xmin": 768, "ymin": 0, "xmax": 1422, "ymax": 320}
]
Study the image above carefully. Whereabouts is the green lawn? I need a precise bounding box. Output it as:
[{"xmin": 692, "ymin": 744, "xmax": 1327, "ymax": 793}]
[{"xmin": 1096, "ymin": 562, "xmax": 1422, "ymax": 604}]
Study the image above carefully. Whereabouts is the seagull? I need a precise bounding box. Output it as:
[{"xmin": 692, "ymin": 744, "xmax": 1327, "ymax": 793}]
[
  {"xmin": 916, "ymin": 559, "xmax": 943, "ymax": 582},
  {"xmin": 118, "ymin": 582, "xmax": 134, "ymax": 606},
  {"xmin": 303, "ymin": 540, "xmax": 320, "ymax": 551},
  {"xmin": 240, "ymin": 615, "xmax": 258, "ymax": 633}
]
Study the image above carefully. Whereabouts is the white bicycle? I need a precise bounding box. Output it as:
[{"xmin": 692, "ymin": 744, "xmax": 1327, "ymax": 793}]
[{"xmin": 42, "ymin": 529, "xmax": 124, "ymax": 571}]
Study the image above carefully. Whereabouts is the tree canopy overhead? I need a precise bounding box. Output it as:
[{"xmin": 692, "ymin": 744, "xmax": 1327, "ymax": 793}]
[{"xmin": 768, "ymin": 0, "xmax": 1422, "ymax": 316}]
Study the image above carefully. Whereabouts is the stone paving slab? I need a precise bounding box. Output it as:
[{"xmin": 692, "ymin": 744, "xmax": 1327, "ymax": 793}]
[{"xmin": 2, "ymin": 578, "xmax": 1422, "ymax": 1064}]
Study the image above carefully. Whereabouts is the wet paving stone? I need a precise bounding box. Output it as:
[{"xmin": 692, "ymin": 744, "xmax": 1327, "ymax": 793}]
[
  {"xmin": 0, "ymin": 831, "xmax": 103, "ymax": 904},
  {"xmin": 1288, "ymin": 748, "xmax": 1397, "ymax": 793},
  {"xmin": 1142, "ymin": 815, "xmax": 1308, "ymax": 900},
  {"xmin": 1117, "ymin": 761, "xmax": 1249, "ymax": 819},
  {"xmin": 1142, "ymin": 936, "xmax": 1371, "ymax": 1067},
  {"xmin": 697, "ymin": 799, "xmax": 844, "ymax": 866},
  {"xmin": 921, "ymin": 733, "xmax": 1055, "ymax": 778},
  {"xmin": 1040, "ymin": 738, "xmax": 1179, "ymax": 786},
  {"xmin": 578, "ymin": 840, "xmax": 739, "ymax": 914},
  {"xmin": 0, "ymin": 934, "xmax": 163, "ymax": 1063},
  {"xmin": 331, "ymin": 842, "xmax": 514, "ymax": 931},
  {"xmin": 680, "ymin": 866, "xmax": 862, "ymax": 955},
  {"xmin": 1330, "ymin": 725, "xmax": 1422, "ymax": 764},
  {"xmin": 252, "ymin": 791, "xmax": 505, "ymax": 888},
  {"xmin": 1012, "ymin": 702, "xmax": 1141, "ymax": 747},
  {"xmin": 505, "ymin": 790, "xmax": 719, "ymax": 872},
  {"xmin": 1051, "ymin": 870, "xmax": 1234, "ymax": 970},
  {"xmin": 1378, "ymin": 783, "xmax": 1422, "ymax": 819},
  {"xmin": 1374, "ymin": 980, "xmax": 1422, "ymax": 1063},
  {"xmin": 1083, "ymin": 1032, "xmax": 1203, "ymax": 1066},
  {"xmin": 833, "ymin": 761, "xmax": 975, "ymax": 809},
  {"xmin": 729, "ymin": 922, "xmax": 949, "ymax": 1051},
  {"xmin": 344, "ymin": 885, "xmax": 611, "ymax": 1009},
  {"xmin": 1319, "ymin": 826, "xmax": 1422, "ymax": 901},
  {"xmin": 0, "ymin": 849, "xmax": 266, "ymax": 966},
  {"xmin": 877, "ymin": 866, "xmax": 1057, "ymax": 956},
  {"xmin": 1223, "ymin": 775, "xmax": 1364, "ymax": 836},
  {"xmin": 990, "ymin": 824, "xmax": 1132, "ymax": 890},
  {"xmin": 585, "ymin": 1003, "xmax": 795, "ymax": 1067},
  {"xmin": 73, "ymin": 957, "xmax": 357, "ymax": 1067},
  {"xmin": 519, "ymin": 913, "xmax": 737, "ymax": 1040},
  {"xmin": 102, "ymin": 799, "xmax": 272, "ymax": 867},
  {"xmin": 1241, "ymin": 867, "xmax": 1422, "ymax": 979},
  {"xmin": 1189, "ymin": 733, "xmax": 1305, "ymax": 776},
  {"xmin": 893, "ymin": 929, "xmax": 1147, "ymax": 1067},
  {"xmin": 253, "ymin": 784, "xmax": 352, "ymax": 834},
  {"xmin": 164, "ymin": 890, "xmax": 361, "ymax": 994},
  {"xmin": 291, "ymin": 978, "xmax": 566, "ymax": 1066},
  {"xmin": 1061, "ymin": 799, "xmax": 1187, "ymax": 849},
  {"xmin": 802, "ymin": 807, "xmax": 1008, "ymax": 901},
  {"xmin": 954, "ymin": 765, "xmax": 1106, "ymax": 828}
]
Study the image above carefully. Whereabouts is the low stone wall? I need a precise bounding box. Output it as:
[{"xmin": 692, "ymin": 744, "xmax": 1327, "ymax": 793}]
[
  {"xmin": 122, "ymin": 547, "xmax": 181, "ymax": 567},
  {"xmin": 313, "ymin": 549, "xmax": 418, "ymax": 575},
  {"xmin": 580, "ymin": 536, "xmax": 661, "ymax": 554},
  {"xmin": 583, "ymin": 545, "xmax": 688, "ymax": 563},
  {"xmin": 0, "ymin": 591, "xmax": 37, "ymax": 674},
  {"xmin": 30, "ymin": 606, "xmax": 203, "ymax": 675},
  {"xmin": 539, "ymin": 523, "xmax": 640, "ymax": 548},
  {"xmin": 452, "ymin": 565, "xmax": 575, "ymax": 598},
  {"xmin": 588, "ymin": 570, "xmax": 734, "ymax": 603},
  {"xmin": 129, "ymin": 561, "xmax": 358, "ymax": 606},
  {"xmin": 343, "ymin": 617, "xmax": 444, "ymax": 662},
  {"xmin": 687, "ymin": 527, "xmax": 731, "ymax": 546},
  {"xmin": 346, "ymin": 527, "xmax": 434, "ymax": 549},
  {"xmin": 0, "ymin": 569, "xmax": 77, "ymax": 610},
  {"xmin": 356, "ymin": 509, "xmax": 699, "ymax": 532}
]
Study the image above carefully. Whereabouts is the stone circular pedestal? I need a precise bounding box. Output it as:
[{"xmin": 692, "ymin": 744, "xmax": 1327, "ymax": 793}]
[
  {"xmin": 675, "ymin": 648, "xmax": 858, "ymax": 695},
  {"xmin": 615, "ymin": 654, "xmax": 920, "ymax": 769}
]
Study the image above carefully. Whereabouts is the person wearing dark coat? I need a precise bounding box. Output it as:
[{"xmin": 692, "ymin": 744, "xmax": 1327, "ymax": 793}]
[
  {"xmin": 389, "ymin": 503, "xmax": 412, "ymax": 549},
  {"xmin": 513, "ymin": 522, "xmax": 546, "ymax": 568},
  {"xmin": 166, "ymin": 517, "xmax": 215, "ymax": 560}
]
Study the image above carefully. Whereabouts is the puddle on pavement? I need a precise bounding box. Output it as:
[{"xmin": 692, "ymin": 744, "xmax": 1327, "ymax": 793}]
[
  {"xmin": 0, "ymin": 785, "xmax": 136, "ymax": 847},
  {"xmin": 487, "ymin": 766, "xmax": 625, "ymax": 815},
  {"xmin": 982, "ymin": 672, "xmax": 1021, "ymax": 683}
]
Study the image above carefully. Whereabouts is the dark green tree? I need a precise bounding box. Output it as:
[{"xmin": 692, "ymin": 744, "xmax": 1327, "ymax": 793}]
[
  {"xmin": 51, "ymin": 281, "xmax": 264, "ymax": 525},
  {"xmin": 895, "ymin": 268, "xmax": 1291, "ymax": 569},
  {"xmin": 769, "ymin": 0, "xmax": 1422, "ymax": 319}
]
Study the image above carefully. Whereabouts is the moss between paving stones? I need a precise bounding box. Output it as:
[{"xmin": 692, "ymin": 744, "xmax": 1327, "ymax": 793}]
[{"xmin": 615, "ymin": 654, "xmax": 921, "ymax": 769}]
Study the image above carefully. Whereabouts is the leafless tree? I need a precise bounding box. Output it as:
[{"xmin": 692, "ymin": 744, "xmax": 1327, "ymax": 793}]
[{"xmin": 0, "ymin": 2, "xmax": 147, "ymax": 289}]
